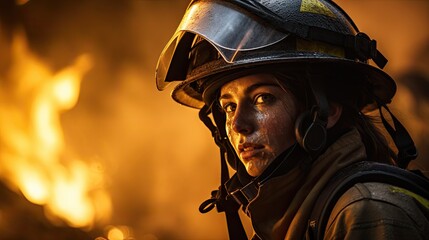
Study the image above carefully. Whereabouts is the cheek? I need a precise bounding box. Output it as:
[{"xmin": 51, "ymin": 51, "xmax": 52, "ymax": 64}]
[
  {"xmin": 224, "ymin": 118, "xmax": 236, "ymax": 143},
  {"xmin": 261, "ymin": 106, "xmax": 296, "ymax": 149},
  {"xmin": 225, "ymin": 117, "xmax": 232, "ymax": 136}
]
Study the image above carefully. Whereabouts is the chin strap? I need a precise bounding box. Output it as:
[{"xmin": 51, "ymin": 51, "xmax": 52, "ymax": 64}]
[
  {"xmin": 378, "ymin": 103, "xmax": 418, "ymax": 168},
  {"xmin": 198, "ymin": 105, "xmax": 248, "ymax": 240},
  {"xmin": 227, "ymin": 143, "xmax": 308, "ymax": 208}
]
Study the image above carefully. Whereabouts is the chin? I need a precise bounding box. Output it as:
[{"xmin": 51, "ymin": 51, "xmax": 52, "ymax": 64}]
[
  {"xmin": 245, "ymin": 164, "xmax": 265, "ymax": 177},
  {"xmin": 244, "ymin": 156, "xmax": 274, "ymax": 177}
]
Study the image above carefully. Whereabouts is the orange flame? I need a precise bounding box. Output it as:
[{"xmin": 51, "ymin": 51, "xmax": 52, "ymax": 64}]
[{"xmin": 0, "ymin": 29, "xmax": 111, "ymax": 228}]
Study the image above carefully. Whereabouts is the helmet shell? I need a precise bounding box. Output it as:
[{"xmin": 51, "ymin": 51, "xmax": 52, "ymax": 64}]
[{"xmin": 156, "ymin": 0, "xmax": 396, "ymax": 109}]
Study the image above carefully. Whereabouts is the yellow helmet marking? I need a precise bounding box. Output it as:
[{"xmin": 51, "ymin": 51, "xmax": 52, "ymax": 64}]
[{"xmin": 300, "ymin": 0, "xmax": 336, "ymax": 18}]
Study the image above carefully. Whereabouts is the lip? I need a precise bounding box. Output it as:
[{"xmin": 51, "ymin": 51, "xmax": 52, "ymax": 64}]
[{"xmin": 238, "ymin": 143, "xmax": 265, "ymax": 160}]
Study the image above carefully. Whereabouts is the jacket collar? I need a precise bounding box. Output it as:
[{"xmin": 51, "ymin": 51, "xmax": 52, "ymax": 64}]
[{"xmin": 247, "ymin": 128, "xmax": 367, "ymax": 240}]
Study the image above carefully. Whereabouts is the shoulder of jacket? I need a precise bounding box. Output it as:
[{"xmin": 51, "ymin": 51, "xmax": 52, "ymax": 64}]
[
  {"xmin": 330, "ymin": 182, "xmax": 427, "ymax": 210},
  {"xmin": 327, "ymin": 182, "xmax": 429, "ymax": 233}
]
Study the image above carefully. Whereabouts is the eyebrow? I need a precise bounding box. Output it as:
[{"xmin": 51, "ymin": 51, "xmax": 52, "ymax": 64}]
[{"xmin": 219, "ymin": 82, "xmax": 280, "ymax": 102}]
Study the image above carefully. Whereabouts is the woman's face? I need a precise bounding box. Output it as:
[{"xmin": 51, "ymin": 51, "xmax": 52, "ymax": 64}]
[{"xmin": 219, "ymin": 74, "xmax": 298, "ymax": 177}]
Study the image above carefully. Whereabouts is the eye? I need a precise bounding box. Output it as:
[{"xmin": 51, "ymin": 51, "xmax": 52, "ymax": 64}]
[
  {"xmin": 254, "ymin": 93, "xmax": 275, "ymax": 105},
  {"xmin": 221, "ymin": 102, "xmax": 236, "ymax": 113}
]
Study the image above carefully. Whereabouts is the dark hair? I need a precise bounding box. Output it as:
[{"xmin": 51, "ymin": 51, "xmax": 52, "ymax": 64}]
[{"xmin": 333, "ymin": 107, "xmax": 394, "ymax": 164}]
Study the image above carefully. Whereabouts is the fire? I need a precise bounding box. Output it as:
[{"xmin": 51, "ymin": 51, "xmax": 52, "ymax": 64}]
[{"xmin": 0, "ymin": 29, "xmax": 111, "ymax": 228}]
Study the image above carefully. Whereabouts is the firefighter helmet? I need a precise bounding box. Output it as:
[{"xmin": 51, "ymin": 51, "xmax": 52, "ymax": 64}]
[{"xmin": 155, "ymin": 0, "xmax": 395, "ymax": 110}]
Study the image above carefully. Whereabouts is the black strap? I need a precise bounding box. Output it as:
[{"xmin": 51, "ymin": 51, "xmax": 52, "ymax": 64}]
[
  {"xmin": 198, "ymin": 106, "xmax": 248, "ymax": 240},
  {"xmin": 378, "ymin": 104, "xmax": 418, "ymax": 168},
  {"xmin": 228, "ymin": 143, "xmax": 303, "ymax": 207},
  {"xmin": 307, "ymin": 161, "xmax": 429, "ymax": 240}
]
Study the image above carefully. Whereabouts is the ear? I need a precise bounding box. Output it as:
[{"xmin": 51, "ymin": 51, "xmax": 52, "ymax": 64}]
[{"xmin": 326, "ymin": 103, "xmax": 342, "ymax": 129}]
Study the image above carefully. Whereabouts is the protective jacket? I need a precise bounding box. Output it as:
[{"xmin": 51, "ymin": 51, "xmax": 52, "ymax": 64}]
[{"xmin": 246, "ymin": 128, "xmax": 429, "ymax": 240}]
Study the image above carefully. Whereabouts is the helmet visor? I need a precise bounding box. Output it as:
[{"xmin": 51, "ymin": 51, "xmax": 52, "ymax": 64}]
[
  {"xmin": 156, "ymin": 0, "xmax": 287, "ymax": 90},
  {"xmin": 180, "ymin": 0, "xmax": 287, "ymax": 59}
]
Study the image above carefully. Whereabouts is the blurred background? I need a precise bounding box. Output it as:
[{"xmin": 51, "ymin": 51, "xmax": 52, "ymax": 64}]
[{"xmin": 0, "ymin": 0, "xmax": 428, "ymax": 239}]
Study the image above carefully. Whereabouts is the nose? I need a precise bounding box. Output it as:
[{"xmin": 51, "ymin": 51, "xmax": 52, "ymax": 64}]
[{"xmin": 231, "ymin": 105, "xmax": 254, "ymax": 135}]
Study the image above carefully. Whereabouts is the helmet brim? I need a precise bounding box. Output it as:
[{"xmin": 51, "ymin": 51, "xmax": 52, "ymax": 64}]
[{"xmin": 172, "ymin": 53, "xmax": 396, "ymax": 110}]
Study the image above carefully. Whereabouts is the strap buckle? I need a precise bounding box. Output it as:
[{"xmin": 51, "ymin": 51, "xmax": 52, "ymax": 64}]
[
  {"xmin": 229, "ymin": 180, "xmax": 259, "ymax": 206},
  {"xmin": 354, "ymin": 33, "xmax": 376, "ymax": 61},
  {"xmin": 352, "ymin": 32, "xmax": 387, "ymax": 68}
]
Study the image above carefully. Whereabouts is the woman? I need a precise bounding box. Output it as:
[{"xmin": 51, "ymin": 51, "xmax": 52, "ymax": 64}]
[{"xmin": 155, "ymin": 0, "xmax": 429, "ymax": 239}]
